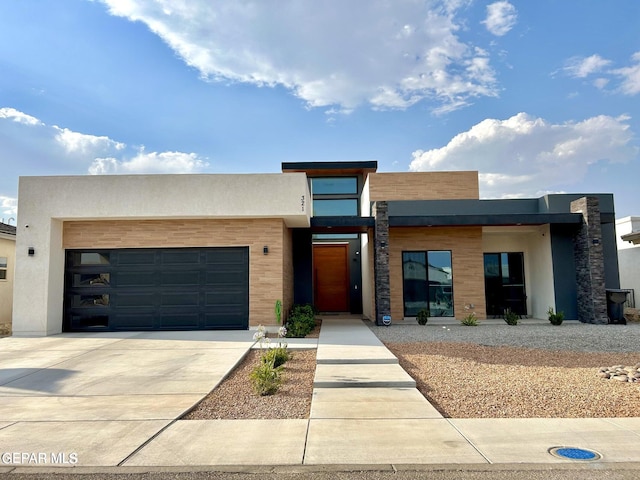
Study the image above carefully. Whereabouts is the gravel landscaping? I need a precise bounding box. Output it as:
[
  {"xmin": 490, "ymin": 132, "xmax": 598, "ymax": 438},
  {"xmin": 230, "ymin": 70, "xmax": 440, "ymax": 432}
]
[
  {"xmin": 184, "ymin": 348, "xmax": 316, "ymax": 420},
  {"xmin": 371, "ymin": 322, "xmax": 640, "ymax": 418},
  {"xmin": 186, "ymin": 321, "xmax": 639, "ymax": 420}
]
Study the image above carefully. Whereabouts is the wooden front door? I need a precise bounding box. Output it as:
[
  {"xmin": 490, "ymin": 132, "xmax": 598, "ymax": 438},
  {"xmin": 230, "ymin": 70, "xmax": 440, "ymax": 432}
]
[{"xmin": 314, "ymin": 244, "xmax": 349, "ymax": 312}]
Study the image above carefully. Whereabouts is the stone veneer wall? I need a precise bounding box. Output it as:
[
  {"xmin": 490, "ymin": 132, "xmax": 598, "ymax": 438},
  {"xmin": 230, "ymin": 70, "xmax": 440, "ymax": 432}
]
[
  {"xmin": 63, "ymin": 218, "xmax": 287, "ymax": 327},
  {"xmin": 570, "ymin": 197, "xmax": 608, "ymax": 324},
  {"xmin": 372, "ymin": 201, "xmax": 391, "ymax": 324},
  {"xmin": 389, "ymin": 226, "xmax": 486, "ymax": 321}
]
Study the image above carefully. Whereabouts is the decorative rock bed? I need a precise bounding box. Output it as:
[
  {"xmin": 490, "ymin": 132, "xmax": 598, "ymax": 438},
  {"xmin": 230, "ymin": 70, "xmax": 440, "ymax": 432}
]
[{"xmin": 598, "ymin": 364, "xmax": 640, "ymax": 382}]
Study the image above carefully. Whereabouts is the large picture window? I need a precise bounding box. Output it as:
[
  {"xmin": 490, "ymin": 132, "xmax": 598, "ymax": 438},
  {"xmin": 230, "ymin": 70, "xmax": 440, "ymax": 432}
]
[{"xmin": 402, "ymin": 251, "xmax": 453, "ymax": 317}]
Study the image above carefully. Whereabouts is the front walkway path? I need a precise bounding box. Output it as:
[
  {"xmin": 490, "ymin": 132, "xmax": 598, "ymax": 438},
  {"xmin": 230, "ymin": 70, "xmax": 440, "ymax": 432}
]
[{"xmin": 2, "ymin": 320, "xmax": 640, "ymax": 471}]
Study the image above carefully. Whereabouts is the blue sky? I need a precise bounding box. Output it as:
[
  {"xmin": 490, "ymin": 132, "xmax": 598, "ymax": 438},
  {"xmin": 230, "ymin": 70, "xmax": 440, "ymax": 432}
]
[{"xmin": 1, "ymin": 0, "xmax": 639, "ymax": 222}]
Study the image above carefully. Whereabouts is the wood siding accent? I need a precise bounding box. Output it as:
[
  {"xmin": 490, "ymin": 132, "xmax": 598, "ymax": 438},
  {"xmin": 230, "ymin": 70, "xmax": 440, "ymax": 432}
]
[
  {"xmin": 389, "ymin": 226, "xmax": 486, "ymax": 320},
  {"xmin": 369, "ymin": 172, "xmax": 479, "ymax": 201},
  {"xmin": 63, "ymin": 219, "xmax": 287, "ymax": 327}
]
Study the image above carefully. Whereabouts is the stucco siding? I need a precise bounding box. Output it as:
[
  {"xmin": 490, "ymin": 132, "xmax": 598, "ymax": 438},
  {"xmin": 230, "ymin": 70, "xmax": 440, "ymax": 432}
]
[{"xmin": 389, "ymin": 226, "xmax": 486, "ymax": 320}]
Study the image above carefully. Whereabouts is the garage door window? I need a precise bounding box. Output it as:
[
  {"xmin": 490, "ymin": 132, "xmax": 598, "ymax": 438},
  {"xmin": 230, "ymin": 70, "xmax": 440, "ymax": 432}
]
[{"xmin": 64, "ymin": 247, "xmax": 249, "ymax": 331}]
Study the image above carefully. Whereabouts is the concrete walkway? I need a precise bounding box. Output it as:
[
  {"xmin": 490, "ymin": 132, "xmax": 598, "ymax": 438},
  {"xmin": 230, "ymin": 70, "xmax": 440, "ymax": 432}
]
[{"xmin": 1, "ymin": 319, "xmax": 640, "ymax": 471}]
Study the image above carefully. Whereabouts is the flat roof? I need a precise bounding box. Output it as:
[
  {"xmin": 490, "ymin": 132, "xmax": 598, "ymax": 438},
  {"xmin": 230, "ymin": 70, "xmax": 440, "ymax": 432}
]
[{"xmin": 282, "ymin": 161, "xmax": 377, "ymax": 176}]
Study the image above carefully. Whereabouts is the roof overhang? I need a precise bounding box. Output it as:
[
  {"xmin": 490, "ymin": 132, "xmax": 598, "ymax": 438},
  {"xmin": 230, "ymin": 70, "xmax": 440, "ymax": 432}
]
[
  {"xmin": 621, "ymin": 231, "xmax": 640, "ymax": 245},
  {"xmin": 310, "ymin": 216, "xmax": 374, "ymax": 233},
  {"xmin": 282, "ymin": 161, "xmax": 377, "ymax": 176},
  {"xmin": 389, "ymin": 213, "xmax": 583, "ymax": 227}
]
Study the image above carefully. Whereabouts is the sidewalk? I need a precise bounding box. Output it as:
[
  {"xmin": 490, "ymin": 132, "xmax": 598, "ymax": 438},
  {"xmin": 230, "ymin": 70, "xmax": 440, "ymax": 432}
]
[{"xmin": 1, "ymin": 319, "xmax": 640, "ymax": 470}]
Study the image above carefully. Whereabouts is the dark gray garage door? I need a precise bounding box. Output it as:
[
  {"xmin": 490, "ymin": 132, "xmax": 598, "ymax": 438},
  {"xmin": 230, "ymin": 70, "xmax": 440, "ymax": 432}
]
[{"xmin": 64, "ymin": 247, "xmax": 249, "ymax": 331}]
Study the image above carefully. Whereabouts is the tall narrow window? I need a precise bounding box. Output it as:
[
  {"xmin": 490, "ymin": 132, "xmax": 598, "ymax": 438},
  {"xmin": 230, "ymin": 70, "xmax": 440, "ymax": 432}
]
[
  {"xmin": 402, "ymin": 251, "xmax": 453, "ymax": 317},
  {"xmin": 484, "ymin": 252, "xmax": 526, "ymax": 316},
  {"xmin": 0, "ymin": 257, "xmax": 7, "ymax": 280}
]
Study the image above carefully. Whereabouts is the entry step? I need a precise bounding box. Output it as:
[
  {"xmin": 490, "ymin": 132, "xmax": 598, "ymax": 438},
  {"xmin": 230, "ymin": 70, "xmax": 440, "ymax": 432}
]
[{"xmin": 314, "ymin": 363, "xmax": 416, "ymax": 388}]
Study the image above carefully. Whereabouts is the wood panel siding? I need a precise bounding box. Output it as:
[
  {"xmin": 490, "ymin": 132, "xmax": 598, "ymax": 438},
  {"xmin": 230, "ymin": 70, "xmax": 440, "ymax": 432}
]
[{"xmin": 369, "ymin": 172, "xmax": 479, "ymax": 201}]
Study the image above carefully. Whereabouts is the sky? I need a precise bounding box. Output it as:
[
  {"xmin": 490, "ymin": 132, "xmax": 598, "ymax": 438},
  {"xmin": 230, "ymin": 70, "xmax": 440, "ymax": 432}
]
[{"xmin": 1, "ymin": 0, "xmax": 639, "ymax": 223}]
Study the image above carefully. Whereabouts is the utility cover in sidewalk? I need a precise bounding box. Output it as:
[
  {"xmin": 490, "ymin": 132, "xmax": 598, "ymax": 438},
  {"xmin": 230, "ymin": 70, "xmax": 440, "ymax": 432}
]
[{"xmin": 548, "ymin": 446, "xmax": 601, "ymax": 461}]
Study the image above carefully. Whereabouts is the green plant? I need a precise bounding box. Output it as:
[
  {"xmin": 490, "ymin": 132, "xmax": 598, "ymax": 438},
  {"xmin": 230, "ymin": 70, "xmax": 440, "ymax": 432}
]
[
  {"xmin": 547, "ymin": 307, "xmax": 565, "ymax": 326},
  {"xmin": 416, "ymin": 308, "xmax": 429, "ymax": 325},
  {"xmin": 504, "ymin": 308, "xmax": 519, "ymax": 325},
  {"xmin": 460, "ymin": 311, "xmax": 479, "ymax": 326},
  {"xmin": 250, "ymin": 361, "xmax": 283, "ymax": 396},
  {"xmin": 285, "ymin": 304, "xmax": 316, "ymax": 338},
  {"xmin": 275, "ymin": 300, "xmax": 282, "ymax": 324},
  {"xmin": 261, "ymin": 346, "xmax": 291, "ymax": 368}
]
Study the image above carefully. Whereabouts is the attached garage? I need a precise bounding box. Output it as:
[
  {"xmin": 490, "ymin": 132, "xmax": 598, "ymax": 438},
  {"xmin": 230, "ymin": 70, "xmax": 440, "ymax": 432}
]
[{"xmin": 64, "ymin": 247, "xmax": 249, "ymax": 331}]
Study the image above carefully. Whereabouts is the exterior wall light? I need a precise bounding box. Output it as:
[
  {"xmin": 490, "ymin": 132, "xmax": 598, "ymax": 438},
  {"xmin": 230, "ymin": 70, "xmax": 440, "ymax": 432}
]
[
  {"xmin": 263, "ymin": 246, "xmax": 269, "ymax": 255},
  {"xmin": 28, "ymin": 247, "xmax": 35, "ymax": 256}
]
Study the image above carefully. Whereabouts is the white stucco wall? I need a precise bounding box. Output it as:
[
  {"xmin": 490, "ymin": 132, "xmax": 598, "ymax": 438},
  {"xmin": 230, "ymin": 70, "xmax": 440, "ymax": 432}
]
[
  {"xmin": 482, "ymin": 225, "xmax": 555, "ymax": 319},
  {"xmin": 361, "ymin": 232, "xmax": 373, "ymax": 320},
  {"xmin": 616, "ymin": 216, "xmax": 640, "ymax": 305},
  {"xmin": 13, "ymin": 173, "xmax": 311, "ymax": 336}
]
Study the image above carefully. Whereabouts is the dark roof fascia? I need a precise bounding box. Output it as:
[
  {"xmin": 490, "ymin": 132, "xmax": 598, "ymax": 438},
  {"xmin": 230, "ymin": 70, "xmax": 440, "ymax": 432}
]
[
  {"xmin": 282, "ymin": 161, "xmax": 378, "ymax": 175},
  {"xmin": 389, "ymin": 213, "xmax": 583, "ymax": 227},
  {"xmin": 310, "ymin": 216, "xmax": 375, "ymax": 233},
  {"xmin": 0, "ymin": 223, "xmax": 16, "ymax": 236}
]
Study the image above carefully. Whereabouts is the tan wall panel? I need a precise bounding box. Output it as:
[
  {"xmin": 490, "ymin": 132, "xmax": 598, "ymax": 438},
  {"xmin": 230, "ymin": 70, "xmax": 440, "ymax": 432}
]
[
  {"xmin": 0, "ymin": 237, "xmax": 15, "ymax": 326},
  {"xmin": 389, "ymin": 227, "xmax": 486, "ymax": 320},
  {"xmin": 63, "ymin": 219, "xmax": 287, "ymax": 327},
  {"xmin": 369, "ymin": 172, "xmax": 479, "ymax": 201}
]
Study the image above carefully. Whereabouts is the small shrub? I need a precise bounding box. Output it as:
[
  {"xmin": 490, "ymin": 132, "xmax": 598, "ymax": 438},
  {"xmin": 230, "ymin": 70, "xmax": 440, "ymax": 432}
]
[
  {"xmin": 460, "ymin": 312, "xmax": 479, "ymax": 326},
  {"xmin": 261, "ymin": 346, "xmax": 291, "ymax": 368},
  {"xmin": 285, "ymin": 304, "xmax": 316, "ymax": 338},
  {"xmin": 250, "ymin": 361, "xmax": 283, "ymax": 396},
  {"xmin": 416, "ymin": 308, "xmax": 429, "ymax": 325},
  {"xmin": 547, "ymin": 307, "xmax": 565, "ymax": 326},
  {"xmin": 504, "ymin": 308, "xmax": 519, "ymax": 325}
]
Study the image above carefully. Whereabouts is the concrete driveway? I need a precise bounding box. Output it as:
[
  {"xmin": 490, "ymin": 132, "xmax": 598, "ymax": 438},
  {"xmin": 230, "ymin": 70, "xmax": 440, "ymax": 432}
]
[{"xmin": 0, "ymin": 331, "xmax": 255, "ymax": 467}]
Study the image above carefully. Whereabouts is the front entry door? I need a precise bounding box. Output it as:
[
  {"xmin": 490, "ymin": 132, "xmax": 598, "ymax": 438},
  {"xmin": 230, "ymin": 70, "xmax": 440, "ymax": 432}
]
[{"xmin": 314, "ymin": 244, "xmax": 349, "ymax": 312}]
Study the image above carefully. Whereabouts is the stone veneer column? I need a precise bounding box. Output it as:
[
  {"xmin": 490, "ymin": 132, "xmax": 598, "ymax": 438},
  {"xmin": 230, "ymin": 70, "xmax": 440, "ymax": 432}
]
[
  {"xmin": 372, "ymin": 201, "xmax": 391, "ymax": 325},
  {"xmin": 570, "ymin": 197, "xmax": 608, "ymax": 324}
]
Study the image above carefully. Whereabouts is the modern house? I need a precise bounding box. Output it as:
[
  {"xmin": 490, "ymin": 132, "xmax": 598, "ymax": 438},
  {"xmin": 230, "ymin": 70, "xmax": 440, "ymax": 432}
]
[
  {"xmin": 0, "ymin": 222, "xmax": 16, "ymax": 328},
  {"xmin": 12, "ymin": 162, "xmax": 620, "ymax": 336},
  {"xmin": 616, "ymin": 216, "xmax": 640, "ymax": 306}
]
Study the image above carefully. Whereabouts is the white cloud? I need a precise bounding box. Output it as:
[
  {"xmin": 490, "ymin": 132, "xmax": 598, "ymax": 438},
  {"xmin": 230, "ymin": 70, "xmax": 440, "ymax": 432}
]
[
  {"xmin": 0, "ymin": 107, "xmax": 43, "ymax": 126},
  {"xmin": 89, "ymin": 150, "xmax": 208, "ymax": 174},
  {"xmin": 563, "ymin": 54, "xmax": 612, "ymax": 78},
  {"xmin": 0, "ymin": 196, "xmax": 17, "ymax": 217},
  {"xmin": 410, "ymin": 112, "xmax": 638, "ymax": 198},
  {"xmin": 98, "ymin": 0, "xmax": 499, "ymax": 113},
  {"xmin": 612, "ymin": 51, "xmax": 640, "ymax": 95},
  {"xmin": 0, "ymin": 107, "xmax": 211, "ymax": 205},
  {"xmin": 54, "ymin": 127, "xmax": 125, "ymax": 155},
  {"xmin": 482, "ymin": 1, "xmax": 517, "ymax": 36}
]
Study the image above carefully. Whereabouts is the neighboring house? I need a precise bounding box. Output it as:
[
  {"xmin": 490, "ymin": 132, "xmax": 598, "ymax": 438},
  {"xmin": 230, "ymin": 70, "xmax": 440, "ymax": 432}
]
[
  {"xmin": 12, "ymin": 162, "xmax": 620, "ymax": 336},
  {"xmin": 0, "ymin": 222, "xmax": 16, "ymax": 328},
  {"xmin": 616, "ymin": 216, "xmax": 640, "ymax": 306}
]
